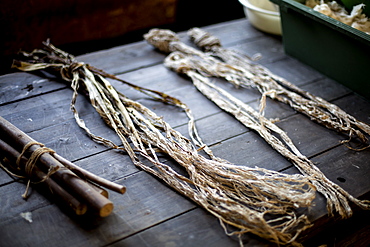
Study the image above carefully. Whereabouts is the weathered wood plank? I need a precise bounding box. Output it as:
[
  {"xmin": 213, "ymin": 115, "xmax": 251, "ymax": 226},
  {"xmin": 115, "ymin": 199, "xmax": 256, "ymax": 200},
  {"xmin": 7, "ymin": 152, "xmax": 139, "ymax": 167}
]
[
  {"xmin": 333, "ymin": 93, "xmax": 370, "ymax": 123},
  {"xmin": 0, "ymin": 170, "xmax": 13, "ymax": 185},
  {"xmin": 0, "ymin": 171, "xmax": 195, "ymax": 247},
  {"xmin": 199, "ymin": 19, "xmax": 265, "ymax": 46},
  {"xmin": 298, "ymin": 143, "xmax": 370, "ymax": 242},
  {"xmin": 311, "ymin": 145, "xmax": 370, "ymax": 198},
  {"xmin": 76, "ymin": 19, "xmax": 263, "ymax": 75},
  {"xmin": 77, "ymin": 41, "xmax": 166, "ymax": 75},
  {"xmin": 300, "ymin": 77, "xmax": 352, "ymax": 101},
  {"xmin": 73, "ymin": 149, "xmax": 140, "ymax": 182},
  {"xmin": 111, "ymin": 208, "xmax": 271, "ymax": 247},
  {"xmin": 0, "ymin": 89, "xmax": 78, "ymax": 132},
  {"xmin": 1, "ymin": 18, "xmax": 369, "ymax": 247},
  {"xmin": 27, "ymin": 118, "xmax": 120, "ymax": 161},
  {"xmin": 208, "ymin": 117, "xmax": 336, "ymax": 170},
  {"xmin": 211, "ymin": 130, "xmax": 292, "ymax": 171},
  {"xmin": 0, "ymin": 182, "xmax": 50, "ymax": 223},
  {"xmin": 231, "ymin": 35, "xmax": 286, "ymax": 65},
  {"xmin": 264, "ymin": 56, "xmax": 325, "ymax": 87},
  {"xmin": 0, "ymin": 72, "xmax": 66, "ymax": 105},
  {"xmin": 0, "ymin": 63, "xmax": 364, "ymax": 186},
  {"xmin": 275, "ymin": 114, "xmax": 346, "ymax": 157},
  {"xmin": 107, "ymin": 138, "xmax": 370, "ymax": 246},
  {"xmin": 302, "ymin": 209, "xmax": 370, "ymax": 246},
  {"xmin": 5, "ymin": 144, "xmax": 356, "ymax": 246}
]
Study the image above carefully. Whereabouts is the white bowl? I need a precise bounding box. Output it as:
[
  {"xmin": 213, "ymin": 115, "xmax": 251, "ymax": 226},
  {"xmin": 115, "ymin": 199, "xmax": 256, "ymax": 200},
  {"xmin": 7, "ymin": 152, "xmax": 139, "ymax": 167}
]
[{"xmin": 239, "ymin": 0, "xmax": 281, "ymax": 35}]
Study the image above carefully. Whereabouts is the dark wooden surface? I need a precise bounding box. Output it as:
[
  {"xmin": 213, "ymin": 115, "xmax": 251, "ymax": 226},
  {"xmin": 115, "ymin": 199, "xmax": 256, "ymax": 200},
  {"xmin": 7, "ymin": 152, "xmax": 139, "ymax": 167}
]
[
  {"xmin": 1, "ymin": 19, "xmax": 370, "ymax": 247},
  {"xmin": 0, "ymin": 0, "xmax": 244, "ymax": 75}
]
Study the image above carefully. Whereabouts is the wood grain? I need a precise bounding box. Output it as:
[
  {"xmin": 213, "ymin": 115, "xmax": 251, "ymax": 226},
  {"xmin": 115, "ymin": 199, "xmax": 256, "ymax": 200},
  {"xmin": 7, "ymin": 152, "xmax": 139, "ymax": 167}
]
[{"xmin": 0, "ymin": 19, "xmax": 369, "ymax": 246}]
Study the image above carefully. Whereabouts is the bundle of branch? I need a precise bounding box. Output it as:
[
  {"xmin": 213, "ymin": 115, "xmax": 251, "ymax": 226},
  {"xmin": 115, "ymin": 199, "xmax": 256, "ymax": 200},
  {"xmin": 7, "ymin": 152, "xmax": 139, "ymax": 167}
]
[
  {"xmin": 144, "ymin": 28, "xmax": 370, "ymax": 219},
  {"xmin": 12, "ymin": 41, "xmax": 317, "ymax": 246},
  {"xmin": 0, "ymin": 116, "xmax": 126, "ymax": 217}
]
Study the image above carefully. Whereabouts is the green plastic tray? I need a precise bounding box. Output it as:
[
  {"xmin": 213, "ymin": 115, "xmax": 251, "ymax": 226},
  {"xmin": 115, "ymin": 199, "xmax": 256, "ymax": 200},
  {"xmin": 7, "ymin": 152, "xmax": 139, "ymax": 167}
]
[{"xmin": 270, "ymin": 0, "xmax": 370, "ymax": 99}]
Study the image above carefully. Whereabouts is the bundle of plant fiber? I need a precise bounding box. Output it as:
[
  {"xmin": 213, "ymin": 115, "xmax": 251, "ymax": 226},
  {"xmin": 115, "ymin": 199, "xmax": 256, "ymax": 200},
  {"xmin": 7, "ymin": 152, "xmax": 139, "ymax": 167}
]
[{"xmin": 12, "ymin": 40, "xmax": 316, "ymax": 246}]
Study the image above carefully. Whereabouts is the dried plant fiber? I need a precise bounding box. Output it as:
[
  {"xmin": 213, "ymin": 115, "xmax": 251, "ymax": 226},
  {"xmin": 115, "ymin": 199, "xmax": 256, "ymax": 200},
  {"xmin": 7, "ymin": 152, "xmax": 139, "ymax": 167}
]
[
  {"xmin": 187, "ymin": 27, "xmax": 370, "ymax": 149},
  {"xmin": 144, "ymin": 28, "xmax": 370, "ymax": 219},
  {"xmin": 12, "ymin": 41, "xmax": 317, "ymax": 246}
]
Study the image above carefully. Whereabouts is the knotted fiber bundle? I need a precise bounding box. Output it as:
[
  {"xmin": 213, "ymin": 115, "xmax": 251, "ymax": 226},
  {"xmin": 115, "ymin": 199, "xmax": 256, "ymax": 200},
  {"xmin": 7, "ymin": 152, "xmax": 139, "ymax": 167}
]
[
  {"xmin": 144, "ymin": 28, "xmax": 370, "ymax": 219},
  {"xmin": 188, "ymin": 27, "xmax": 370, "ymax": 148},
  {"xmin": 12, "ymin": 41, "xmax": 316, "ymax": 246}
]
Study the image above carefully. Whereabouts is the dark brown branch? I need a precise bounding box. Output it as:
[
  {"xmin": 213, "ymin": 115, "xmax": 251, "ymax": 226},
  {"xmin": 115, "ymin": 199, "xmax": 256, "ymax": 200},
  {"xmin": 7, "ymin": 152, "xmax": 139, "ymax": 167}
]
[
  {"xmin": 53, "ymin": 153, "xmax": 125, "ymax": 194},
  {"xmin": 0, "ymin": 138, "xmax": 87, "ymax": 215},
  {"xmin": 0, "ymin": 116, "xmax": 114, "ymax": 217}
]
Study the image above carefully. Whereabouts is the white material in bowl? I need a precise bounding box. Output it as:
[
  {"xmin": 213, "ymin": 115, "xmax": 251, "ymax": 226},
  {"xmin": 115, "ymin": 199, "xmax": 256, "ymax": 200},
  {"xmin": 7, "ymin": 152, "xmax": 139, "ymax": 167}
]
[{"xmin": 239, "ymin": 0, "xmax": 281, "ymax": 35}]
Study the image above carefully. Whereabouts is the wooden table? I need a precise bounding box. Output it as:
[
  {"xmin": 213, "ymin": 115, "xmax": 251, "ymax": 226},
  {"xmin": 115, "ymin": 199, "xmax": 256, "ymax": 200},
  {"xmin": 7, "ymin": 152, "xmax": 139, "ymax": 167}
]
[{"xmin": 1, "ymin": 19, "xmax": 370, "ymax": 246}]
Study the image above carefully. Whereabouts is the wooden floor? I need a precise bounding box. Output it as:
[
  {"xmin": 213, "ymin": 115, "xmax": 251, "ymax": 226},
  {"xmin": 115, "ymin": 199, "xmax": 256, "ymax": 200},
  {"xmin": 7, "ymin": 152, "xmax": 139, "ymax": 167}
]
[{"xmin": 1, "ymin": 19, "xmax": 370, "ymax": 246}]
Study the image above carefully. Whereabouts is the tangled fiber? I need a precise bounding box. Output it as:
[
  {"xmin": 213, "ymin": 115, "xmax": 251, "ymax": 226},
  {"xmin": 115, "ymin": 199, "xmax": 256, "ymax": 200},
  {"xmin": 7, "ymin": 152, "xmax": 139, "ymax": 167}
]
[
  {"xmin": 144, "ymin": 28, "xmax": 370, "ymax": 219},
  {"xmin": 12, "ymin": 40, "xmax": 317, "ymax": 246}
]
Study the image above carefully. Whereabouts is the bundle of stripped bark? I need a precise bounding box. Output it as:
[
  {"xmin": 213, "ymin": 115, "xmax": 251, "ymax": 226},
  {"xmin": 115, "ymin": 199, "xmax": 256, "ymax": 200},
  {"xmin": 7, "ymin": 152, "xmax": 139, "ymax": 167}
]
[
  {"xmin": 188, "ymin": 28, "xmax": 370, "ymax": 148},
  {"xmin": 144, "ymin": 28, "xmax": 370, "ymax": 219},
  {"xmin": 12, "ymin": 40, "xmax": 316, "ymax": 246}
]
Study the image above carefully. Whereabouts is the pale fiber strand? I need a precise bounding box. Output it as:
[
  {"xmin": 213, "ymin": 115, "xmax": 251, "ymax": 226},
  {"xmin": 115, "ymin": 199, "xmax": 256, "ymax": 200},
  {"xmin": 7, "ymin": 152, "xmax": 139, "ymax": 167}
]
[
  {"xmin": 188, "ymin": 27, "xmax": 370, "ymax": 146},
  {"xmin": 75, "ymin": 68, "xmax": 314, "ymax": 247},
  {"xmin": 165, "ymin": 54, "xmax": 359, "ymax": 218},
  {"xmin": 12, "ymin": 42, "xmax": 317, "ymax": 246},
  {"xmin": 144, "ymin": 28, "xmax": 370, "ymax": 218}
]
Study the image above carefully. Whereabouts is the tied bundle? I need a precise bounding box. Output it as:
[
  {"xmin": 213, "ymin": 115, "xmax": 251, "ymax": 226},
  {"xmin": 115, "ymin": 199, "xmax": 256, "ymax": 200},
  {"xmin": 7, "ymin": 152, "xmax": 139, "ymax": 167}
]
[
  {"xmin": 11, "ymin": 40, "xmax": 317, "ymax": 246},
  {"xmin": 144, "ymin": 28, "xmax": 370, "ymax": 219},
  {"xmin": 188, "ymin": 27, "xmax": 370, "ymax": 149},
  {"xmin": 0, "ymin": 116, "xmax": 126, "ymax": 217}
]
